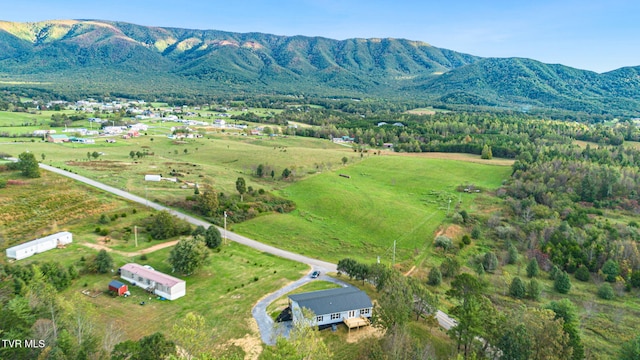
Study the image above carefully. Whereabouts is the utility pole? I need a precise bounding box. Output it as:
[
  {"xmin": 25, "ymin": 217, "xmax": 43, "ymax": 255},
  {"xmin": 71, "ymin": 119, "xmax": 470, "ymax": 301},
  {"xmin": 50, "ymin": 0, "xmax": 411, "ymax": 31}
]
[
  {"xmin": 134, "ymin": 225, "xmax": 138, "ymax": 247},
  {"xmin": 447, "ymin": 198, "xmax": 452, "ymax": 216},
  {"xmin": 223, "ymin": 212, "xmax": 228, "ymax": 245},
  {"xmin": 145, "ymin": 186, "xmax": 148, "ymax": 207}
]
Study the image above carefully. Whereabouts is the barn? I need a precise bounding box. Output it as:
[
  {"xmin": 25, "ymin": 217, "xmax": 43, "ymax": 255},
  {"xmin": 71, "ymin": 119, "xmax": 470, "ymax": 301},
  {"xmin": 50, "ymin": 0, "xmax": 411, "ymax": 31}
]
[
  {"xmin": 119, "ymin": 263, "xmax": 186, "ymax": 300},
  {"xmin": 108, "ymin": 280, "xmax": 128, "ymax": 296},
  {"xmin": 5, "ymin": 232, "xmax": 73, "ymax": 260},
  {"xmin": 288, "ymin": 286, "xmax": 373, "ymax": 329}
]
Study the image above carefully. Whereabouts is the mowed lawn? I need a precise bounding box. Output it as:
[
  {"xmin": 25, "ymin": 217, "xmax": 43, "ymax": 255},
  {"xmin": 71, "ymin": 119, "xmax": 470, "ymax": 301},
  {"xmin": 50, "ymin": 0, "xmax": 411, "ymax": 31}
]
[{"xmin": 233, "ymin": 155, "xmax": 511, "ymax": 266}]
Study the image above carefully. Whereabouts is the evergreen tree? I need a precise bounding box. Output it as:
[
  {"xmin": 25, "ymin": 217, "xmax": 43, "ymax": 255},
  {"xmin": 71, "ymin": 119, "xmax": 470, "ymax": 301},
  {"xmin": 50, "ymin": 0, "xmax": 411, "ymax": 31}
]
[
  {"xmin": 204, "ymin": 226, "xmax": 222, "ymax": 249},
  {"xmin": 597, "ymin": 283, "xmax": 614, "ymax": 300},
  {"xmin": 574, "ymin": 266, "xmax": 590, "ymax": 282},
  {"xmin": 482, "ymin": 252, "xmax": 498, "ymax": 273},
  {"xmin": 554, "ymin": 271, "xmax": 572, "ymax": 294},
  {"xmin": 602, "ymin": 259, "xmax": 620, "ymax": 283},
  {"xmin": 509, "ymin": 277, "xmax": 526, "ymax": 299},
  {"xmin": 507, "ymin": 242, "xmax": 518, "ymax": 265},
  {"xmin": 546, "ymin": 299, "xmax": 584, "ymax": 360},
  {"xmin": 619, "ymin": 335, "xmax": 640, "ymax": 360},
  {"xmin": 95, "ymin": 250, "xmax": 113, "ymax": 274},
  {"xmin": 526, "ymin": 258, "xmax": 539, "ymax": 278},
  {"xmin": 527, "ymin": 279, "xmax": 541, "ymax": 301},
  {"xmin": 427, "ymin": 267, "xmax": 442, "ymax": 286}
]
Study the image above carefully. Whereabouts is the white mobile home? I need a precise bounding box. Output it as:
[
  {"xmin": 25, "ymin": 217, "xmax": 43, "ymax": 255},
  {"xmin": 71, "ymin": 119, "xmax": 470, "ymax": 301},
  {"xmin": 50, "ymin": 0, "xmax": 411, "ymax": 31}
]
[
  {"xmin": 5, "ymin": 232, "xmax": 73, "ymax": 260},
  {"xmin": 144, "ymin": 174, "xmax": 161, "ymax": 182},
  {"xmin": 288, "ymin": 286, "xmax": 373, "ymax": 328},
  {"xmin": 119, "ymin": 263, "xmax": 186, "ymax": 300}
]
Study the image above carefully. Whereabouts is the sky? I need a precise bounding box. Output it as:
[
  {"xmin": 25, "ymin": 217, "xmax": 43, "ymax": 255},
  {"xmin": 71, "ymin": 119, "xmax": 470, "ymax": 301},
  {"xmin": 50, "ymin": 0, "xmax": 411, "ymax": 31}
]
[{"xmin": 2, "ymin": 0, "xmax": 638, "ymax": 73}]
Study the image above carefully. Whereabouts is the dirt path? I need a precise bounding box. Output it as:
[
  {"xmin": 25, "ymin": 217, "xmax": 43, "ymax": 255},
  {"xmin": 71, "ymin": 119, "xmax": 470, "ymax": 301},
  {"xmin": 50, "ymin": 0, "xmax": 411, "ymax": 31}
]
[{"xmin": 80, "ymin": 240, "xmax": 179, "ymax": 257}]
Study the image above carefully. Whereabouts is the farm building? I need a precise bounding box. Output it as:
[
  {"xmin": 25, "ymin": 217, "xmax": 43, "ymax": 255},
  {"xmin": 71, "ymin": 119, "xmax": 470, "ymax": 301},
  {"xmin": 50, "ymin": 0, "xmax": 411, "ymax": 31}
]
[
  {"xmin": 47, "ymin": 134, "xmax": 69, "ymax": 143},
  {"xmin": 288, "ymin": 286, "xmax": 372, "ymax": 329},
  {"xmin": 144, "ymin": 174, "xmax": 161, "ymax": 182},
  {"xmin": 108, "ymin": 280, "xmax": 128, "ymax": 296},
  {"xmin": 5, "ymin": 232, "xmax": 73, "ymax": 260},
  {"xmin": 119, "ymin": 263, "xmax": 186, "ymax": 300}
]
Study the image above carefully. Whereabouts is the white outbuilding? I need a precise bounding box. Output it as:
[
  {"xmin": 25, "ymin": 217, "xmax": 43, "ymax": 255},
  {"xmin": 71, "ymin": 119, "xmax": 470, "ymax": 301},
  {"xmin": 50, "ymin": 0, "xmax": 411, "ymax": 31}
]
[
  {"xmin": 6, "ymin": 232, "xmax": 73, "ymax": 260},
  {"xmin": 144, "ymin": 174, "xmax": 162, "ymax": 182}
]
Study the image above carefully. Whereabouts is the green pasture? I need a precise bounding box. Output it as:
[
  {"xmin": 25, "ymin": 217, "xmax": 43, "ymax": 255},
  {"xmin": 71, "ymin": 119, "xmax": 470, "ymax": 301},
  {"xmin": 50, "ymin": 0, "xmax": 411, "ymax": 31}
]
[
  {"xmin": 1, "ymin": 168, "xmax": 308, "ymax": 347},
  {"xmin": 0, "ymin": 133, "xmax": 355, "ymax": 203},
  {"xmin": 20, "ymin": 242, "xmax": 307, "ymax": 346},
  {"xmin": 233, "ymin": 156, "xmax": 511, "ymax": 266}
]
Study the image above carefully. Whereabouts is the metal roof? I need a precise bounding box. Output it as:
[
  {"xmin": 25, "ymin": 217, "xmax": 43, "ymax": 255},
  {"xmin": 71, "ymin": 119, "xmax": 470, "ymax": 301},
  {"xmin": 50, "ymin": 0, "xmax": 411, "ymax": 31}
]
[
  {"xmin": 120, "ymin": 263, "xmax": 184, "ymax": 287},
  {"xmin": 109, "ymin": 280, "xmax": 126, "ymax": 289},
  {"xmin": 288, "ymin": 286, "xmax": 372, "ymax": 315}
]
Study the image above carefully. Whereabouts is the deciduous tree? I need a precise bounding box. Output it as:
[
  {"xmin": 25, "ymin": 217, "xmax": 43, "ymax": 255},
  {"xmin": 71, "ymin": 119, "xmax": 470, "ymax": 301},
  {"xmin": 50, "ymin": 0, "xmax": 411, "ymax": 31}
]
[
  {"xmin": 169, "ymin": 238, "xmax": 209, "ymax": 275},
  {"xmin": 235, "ymin": 177, "xmax": 246, "ymax": 202}
]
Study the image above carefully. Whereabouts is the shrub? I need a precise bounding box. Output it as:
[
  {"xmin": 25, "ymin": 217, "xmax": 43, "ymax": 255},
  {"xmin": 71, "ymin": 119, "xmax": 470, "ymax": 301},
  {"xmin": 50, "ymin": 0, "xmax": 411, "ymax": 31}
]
[
  {"xmin": 98, "ymin": 214, "xmax": 110, "ymax": 224},
  {"xmin": 99, "ymin": 229, "xmax": 109, "ymax": 236},
  {"xmin": 526, "ymin": 258, "xmax": 540, "ymax": 278},
  {"xmin": 440, "ymin": 257, "xmax": 461, "ymax": 278},
  {"xmin": 461, "ymin": 235, "xmax": 471, "ymax": 245},
  {"xmin": 434, "ymin": 235, "xmax": 453, "ymax": 251},
  {"xmin": 597, "ymin": 283, "xmax": 615, "ymax": 300},
  {"xmin": 471, "ymin": 226, "xmax": 481, "ymax": 239},
  {"xmin": 574, "ymin": 266, "xmax": 590, "ymax": 282},
  {"xmin": 140, "ymin": 254, "xmax": 148, "ymax": 261},
  {"xmin": 452, "ymin": 212, "xmax": 464, "ymax": 224}
]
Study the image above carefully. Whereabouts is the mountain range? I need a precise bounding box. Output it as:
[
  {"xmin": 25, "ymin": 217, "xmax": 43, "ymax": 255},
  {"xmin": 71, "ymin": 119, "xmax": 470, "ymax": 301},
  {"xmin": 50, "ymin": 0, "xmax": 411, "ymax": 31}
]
[{"xmin": 0, "ymin": 19, "xmax": 639, "ymax": 115}]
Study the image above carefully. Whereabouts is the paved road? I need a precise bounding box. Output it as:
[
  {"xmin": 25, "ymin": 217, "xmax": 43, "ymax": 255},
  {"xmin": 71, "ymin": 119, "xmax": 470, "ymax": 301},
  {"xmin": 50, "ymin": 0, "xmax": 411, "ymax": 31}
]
[
  {"xmin": 39, "ymin": 163, "xmax": 338, "ymax": 273},
  {"xmin": 37, "ymin": 162, "xmax": 457, "ymax": 339}
]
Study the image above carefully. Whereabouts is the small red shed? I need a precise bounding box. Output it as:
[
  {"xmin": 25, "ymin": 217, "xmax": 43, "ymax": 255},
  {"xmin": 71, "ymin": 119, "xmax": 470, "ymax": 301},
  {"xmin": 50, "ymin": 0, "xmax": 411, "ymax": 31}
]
[{"xmin": 108, "ymin": 280, "xmax": 128, "ymax": 296}]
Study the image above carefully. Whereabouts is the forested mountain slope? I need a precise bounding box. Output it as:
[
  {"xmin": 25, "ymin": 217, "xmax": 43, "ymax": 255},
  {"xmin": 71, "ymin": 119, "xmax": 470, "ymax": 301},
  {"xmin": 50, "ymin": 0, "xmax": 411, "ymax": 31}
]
[{"xmin": 0, "ymin": 19, "xmax": 639, "ymax": 114}]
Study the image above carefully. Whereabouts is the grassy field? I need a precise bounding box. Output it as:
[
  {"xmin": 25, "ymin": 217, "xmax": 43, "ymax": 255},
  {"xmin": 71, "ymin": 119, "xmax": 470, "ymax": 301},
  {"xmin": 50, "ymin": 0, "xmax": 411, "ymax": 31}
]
[
  {"xmin": 0, "ymin": 132, "xmax": 355, "ymax": 203},
  {"xmin": 0, "ymin": 168, "xmax": 308, "ymax": 356},
  {"xmin": 233, "ymin": 155, "xmax": 511, "ymax": 266}
]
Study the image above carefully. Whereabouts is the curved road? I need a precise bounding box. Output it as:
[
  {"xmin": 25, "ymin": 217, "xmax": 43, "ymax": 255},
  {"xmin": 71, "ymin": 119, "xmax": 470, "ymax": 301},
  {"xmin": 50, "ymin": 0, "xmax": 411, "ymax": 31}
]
[{"xmin": 37, "ymin": 163, "xmax": 456, "ymax": 340}]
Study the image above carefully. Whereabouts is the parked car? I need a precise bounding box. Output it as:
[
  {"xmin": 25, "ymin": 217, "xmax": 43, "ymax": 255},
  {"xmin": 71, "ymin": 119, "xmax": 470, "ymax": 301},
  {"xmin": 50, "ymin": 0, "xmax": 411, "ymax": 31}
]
[{"xmin": 311, "ymin": 271, "xmax": 320, "ymax": 278}]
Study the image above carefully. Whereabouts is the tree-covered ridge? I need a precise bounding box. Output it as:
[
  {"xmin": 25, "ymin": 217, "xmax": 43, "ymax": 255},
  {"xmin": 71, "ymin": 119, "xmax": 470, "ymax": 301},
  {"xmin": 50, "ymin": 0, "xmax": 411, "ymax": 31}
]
[{"xmin": 1, "ymin": 20, "xmax": 640, "ymax": 114}]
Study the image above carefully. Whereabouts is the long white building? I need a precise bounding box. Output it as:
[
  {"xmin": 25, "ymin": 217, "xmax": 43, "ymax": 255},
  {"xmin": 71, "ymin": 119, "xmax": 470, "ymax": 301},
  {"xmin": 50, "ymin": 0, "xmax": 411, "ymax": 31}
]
[
  {"xmin": 6, "ymin": 232, "xmax": 73, "ymax": 260},
  {"xmin": 119, "ymin": 263, "xmax": 186, "ymax": 300}
]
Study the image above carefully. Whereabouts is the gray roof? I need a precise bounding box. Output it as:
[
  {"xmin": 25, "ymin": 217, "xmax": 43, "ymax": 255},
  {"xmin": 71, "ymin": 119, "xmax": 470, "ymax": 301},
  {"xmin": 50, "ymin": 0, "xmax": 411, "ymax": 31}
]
[{"xmin": 289, "ymin": 287, "xmax": 372, "ymax": 315}]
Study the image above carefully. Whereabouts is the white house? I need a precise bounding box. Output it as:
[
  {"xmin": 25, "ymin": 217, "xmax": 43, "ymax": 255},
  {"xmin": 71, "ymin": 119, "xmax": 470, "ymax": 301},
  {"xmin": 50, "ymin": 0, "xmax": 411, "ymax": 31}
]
[
  {"xmin": 119, "ymin": 263, "xmax": 186, "ymax": 300},
  {"xmin": 6, "ymin": 232, "xmax": 73, "ymax": 260},
  {"xmin": 288, "ymin": 286, "xmax": 373, "ymax": 328}
]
